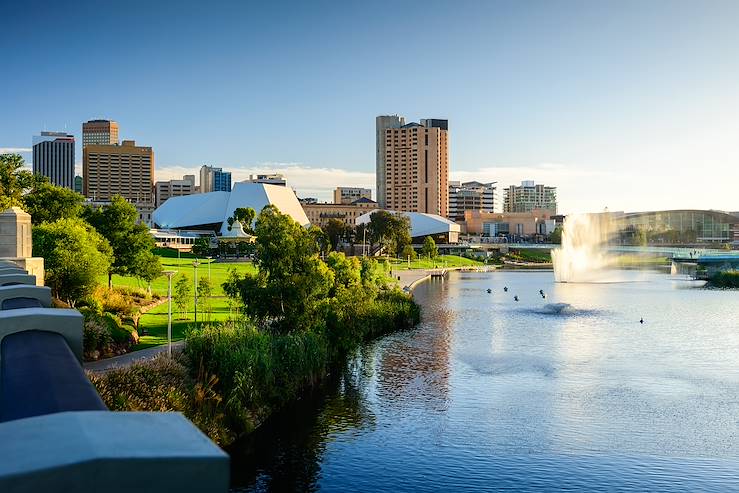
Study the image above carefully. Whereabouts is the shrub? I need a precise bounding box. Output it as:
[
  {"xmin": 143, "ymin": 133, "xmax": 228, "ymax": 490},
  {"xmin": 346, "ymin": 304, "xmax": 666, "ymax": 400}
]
[{"xmin": 88, "ymin": 354, "xmax": 233, "ymax": 445}]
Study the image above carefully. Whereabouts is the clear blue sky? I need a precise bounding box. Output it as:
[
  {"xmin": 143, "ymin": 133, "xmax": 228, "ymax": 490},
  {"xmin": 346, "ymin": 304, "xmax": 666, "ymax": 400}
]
[{"xmin": 3, "ymin": 0, "xmax": 739, "ymax": 212}]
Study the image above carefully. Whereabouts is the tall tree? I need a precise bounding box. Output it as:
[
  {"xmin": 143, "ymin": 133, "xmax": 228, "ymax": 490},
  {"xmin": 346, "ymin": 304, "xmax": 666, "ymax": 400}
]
[
  {"xmin": 32, "ymin": 218, "xmax": 113, "ymax": 306},
  {"xmin": 223, "ymin": 205, "xmax": 334, "ymax": 332},
  {"xmin": 421, "ymin": 236, "xmax": 439, "ymax": 259},
  {"xmin": 83, "ymin": 195, "xmax": 160, "ymax": 287},
  {"xmin": 174, "ymin": 274, "xmax": 192, "ymax": 320},
  {"xmin": 324, "ymin": 219, "xmax": 351, "ymax": 251},
  {"xmin": 0, "ymin": 153, "xmax": 42, "ymax": 211},
  {"xmin": 23, "ymin": 181, "xmax": 85, "ymax": 224}
]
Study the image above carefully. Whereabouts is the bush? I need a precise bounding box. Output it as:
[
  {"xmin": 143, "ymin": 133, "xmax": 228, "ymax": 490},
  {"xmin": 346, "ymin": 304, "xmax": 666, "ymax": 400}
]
[
  {"xmin": 88, "ymin": 354, "xmax": 233, "ymax": 445},
  {"xmin": 708, "ymin": 271, "xmax": 739, "ymax": 288},
  {"xmin": 79, "ymin": 309, "xmax": 135, "ymax": 360}
]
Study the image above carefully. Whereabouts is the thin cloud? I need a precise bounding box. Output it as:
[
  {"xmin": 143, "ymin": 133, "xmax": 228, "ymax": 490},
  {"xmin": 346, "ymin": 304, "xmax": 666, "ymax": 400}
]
[
  {"xmin": 0, "ymin": 147, "xmax": 32, "ymax": 154},
  {"xmin": 155, "ymin": 162, "xmax": 375, "ymax": 202}
]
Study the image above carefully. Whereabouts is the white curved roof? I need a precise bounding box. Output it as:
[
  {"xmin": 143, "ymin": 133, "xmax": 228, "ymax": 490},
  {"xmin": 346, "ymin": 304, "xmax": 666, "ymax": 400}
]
[
  {"xmin": 356, "ymin": 210, "xmax": 460, "ymax": 238},
  {"xmin": 152, "ymin": 182, "xmax": 310, "ymax": 230}
]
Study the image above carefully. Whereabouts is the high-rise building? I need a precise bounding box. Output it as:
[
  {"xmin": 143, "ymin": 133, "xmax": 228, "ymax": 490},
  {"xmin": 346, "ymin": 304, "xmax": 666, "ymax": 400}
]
[
  {"xmin": 155, "ymin": 175, "xmax": 196, "ymax": 207},
  {"xmin": 376, "ymin": 115, "xmax": 405, "ymax": 208},
  {"xmin": 82, "ymin": 119, "xmax": 119, "ymax": 147},
  {"xmin": 246, "ymin": 173, "xmax": 286, "ymax": 186},
  {"xmin": 32, "ymin": 132, "xmax": 75, "ymax": 189},
  {"xmin": 380, "ymin": 117, "xmax": 449, "ymax": 216},
  {"xmin": 503, "ymin": 180, "xmax": 557, "ymax": 214},
  {"xmin": 74, "ymin": 175, "xmax": 83, "ymax": 195},
  {"xmin": 199, "ymin": 165, "xmax": 232, "ymax": 193},
  {"xmin": 448, "ymin": 181, "xmax": 496, "ymax": 223},
  {"xmin": 334, "ymin": 187, "xmax": 372, "ymax": 205},
  {"xmin": 83, "ymin": 140, "xmax": 154, "ymax": 205}
]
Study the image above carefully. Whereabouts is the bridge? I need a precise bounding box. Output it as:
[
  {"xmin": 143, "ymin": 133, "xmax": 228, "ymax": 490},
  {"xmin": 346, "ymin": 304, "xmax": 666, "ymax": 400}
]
[{"xmin": 0, "ymin": 259, "xmax": 229, "ymax": 492}]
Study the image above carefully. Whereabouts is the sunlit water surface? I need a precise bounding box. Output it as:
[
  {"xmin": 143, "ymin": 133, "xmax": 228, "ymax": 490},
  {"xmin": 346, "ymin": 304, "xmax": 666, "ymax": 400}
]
[{"xmin": 231, "ymin": 270, "xmax": 739, "ymax": 492}]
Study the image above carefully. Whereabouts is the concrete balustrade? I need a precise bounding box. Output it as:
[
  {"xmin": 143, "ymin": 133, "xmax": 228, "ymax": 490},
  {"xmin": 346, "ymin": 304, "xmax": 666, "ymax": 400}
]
[
  {"xmin": 0, "ymin": 274, "xmax": 37, "ymax": 286},
  {"xmin": 0, "ymin": 268, "xmax": 29, "ymax": 276},
  {"xmin": 0, "ymin": 285, "xmax": 51, "ymax": 309},
  {"xmin": 0, "ymin": 308, "xmax": 83, "ymax": 363},
  {"xmin": 0, "ymin": 411, "xmax": 230, "ymax": 492}
]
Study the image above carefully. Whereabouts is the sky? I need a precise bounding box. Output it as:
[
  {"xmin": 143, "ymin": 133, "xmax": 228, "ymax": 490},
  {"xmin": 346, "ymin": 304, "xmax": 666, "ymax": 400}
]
[{"xmin": 2, "ymin": 0, "xmax": 739, "ymax": 213}]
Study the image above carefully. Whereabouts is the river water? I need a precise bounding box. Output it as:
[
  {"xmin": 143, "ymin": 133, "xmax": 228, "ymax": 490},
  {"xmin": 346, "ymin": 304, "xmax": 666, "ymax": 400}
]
[{"xmin": 231, "ymin": 270, "xmax": 739, "ymax": 491}]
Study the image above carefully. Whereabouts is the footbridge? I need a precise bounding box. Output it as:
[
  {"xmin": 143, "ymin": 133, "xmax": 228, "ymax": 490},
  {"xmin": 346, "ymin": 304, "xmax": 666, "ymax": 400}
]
[{"xmin": 0, "ymin": 259, "xmax": 229, "ymax": 492}]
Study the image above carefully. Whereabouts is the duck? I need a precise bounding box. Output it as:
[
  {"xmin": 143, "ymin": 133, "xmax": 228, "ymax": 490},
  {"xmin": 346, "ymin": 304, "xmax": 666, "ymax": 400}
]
[
  {"xmin": 504, "ymin": 286, "xmax": 508, "ymax": 292},
  {"xmin": 514, "ymin": 295, "xmax": 519, "ymax": 302},
  {"xmin": 486, "ymin": 288, "xmax": 492, "ymax": 293},
  {"xmin": 640, "ymin": 317, "xmax": 644, "ymax": 324}
]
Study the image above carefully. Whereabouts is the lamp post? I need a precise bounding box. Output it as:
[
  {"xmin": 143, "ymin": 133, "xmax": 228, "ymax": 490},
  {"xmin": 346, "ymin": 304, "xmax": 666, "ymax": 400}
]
[
  {"xmin": 193, "ymin": 260, "xmax": 200, "ymax": 325},
  {"xmin": 362, "ymin": 227, "xmax": 367, "ymax": 257},
  {"xmin": 163, "ymin": 270, "xmax": 177, "ymax": 357}
]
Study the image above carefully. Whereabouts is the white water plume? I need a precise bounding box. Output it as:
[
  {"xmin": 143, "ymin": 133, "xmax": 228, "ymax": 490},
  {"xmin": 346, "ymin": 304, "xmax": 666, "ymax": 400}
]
[{"xmin": 552, "ymin": 213, "xmax": 617, "ymax": 283}]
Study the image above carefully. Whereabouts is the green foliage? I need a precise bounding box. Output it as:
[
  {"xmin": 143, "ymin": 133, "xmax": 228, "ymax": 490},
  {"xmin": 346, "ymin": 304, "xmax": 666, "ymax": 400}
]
[
  {"xmin": 309, "ymin": 225, "xmax": 330, "ymax": 254},
  {"xmin": 507, "ymin": 248, "xmax": 552, "ymax": 263},
  {"xmin": 32, "ymin": 218, "xmax": 113, "ymax": 305},
  {"xmin": 367, "ymin": 210, "xmax": 411, "ymax": 256},
  {"xmin": 174, "ymin": 274, "xmax": 192, "ymax": 319},
  {"xmin": 325, "ymin": 251, "xmax": 361, "ymax": 292},
  {"xmin": 0, "ymin": 153, "xmax": 39, "ymax": 210},
  {"xmin": 324, "ymin": 218, "xmax": 352, "ymax": 251},
  {"xmin": 549, "ymin": 226, "xmax": 563, "ymax": 244},
  {"xmin": 225, "ymin": 206, "xmax": 334, "ymax": 332},
  {"xmin": 401, "ymin": 244, "xmax": 417, "ymax": 261},
  {"xmin": 23, "ymin": 181, "xmax": 85, "ymax": 224},
  {"xmin": 88, "ymin": 354, "xmax": 233, "ymax": 445},
  {"xmin": 192, "ymin": 237, "xmax": 212, "ymax": 256},
  {"xmin": 421, "ymin": 236, "xmax": 439, "ymax": 259},
  {"xmin": 708, "ymin": 271, "xmax": 739, "ymax": 288},
  {"xmin": 197, "ymin": 276, "xmax": 213, "ymax": 314},
  {"xmin": 80, "ymin": 308, "xmax": 135, "ymax": 359},
  {"xmin": 360, "ymin": 257, "xmax": 390, "ymax": 288},
  {"xmin": 83, "ymin": 195, "xmax": 158, "ymax": 286}
]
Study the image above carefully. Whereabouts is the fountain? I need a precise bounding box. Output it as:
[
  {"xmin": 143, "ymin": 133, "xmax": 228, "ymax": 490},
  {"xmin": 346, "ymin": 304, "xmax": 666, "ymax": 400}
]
[{"xmin": 552, "ymin": 213, "xmax": 617, "ymax": 283}]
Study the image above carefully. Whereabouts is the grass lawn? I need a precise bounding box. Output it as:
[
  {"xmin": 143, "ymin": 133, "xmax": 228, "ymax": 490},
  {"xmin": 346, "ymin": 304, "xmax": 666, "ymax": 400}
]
[
  {"xmin": 118, "ymin": 252, "xmax": 480, "ymax": 349},
  {"xmin": 105, "ymin": 251, "xmax": 257, "ymax": 350},
  {"xmin": 388, "ymin": 254, "xmax": 484, "ymax": 270}
]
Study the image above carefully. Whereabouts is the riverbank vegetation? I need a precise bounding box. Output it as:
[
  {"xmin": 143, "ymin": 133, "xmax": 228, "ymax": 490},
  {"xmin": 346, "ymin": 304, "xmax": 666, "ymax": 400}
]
[
  {"xmin": 89, "ymin": 206, "xmax": 420, "ymax": 444},
  {"xmin": 707, "ymin": 271, "xmax": 739, "ymax": 288}
]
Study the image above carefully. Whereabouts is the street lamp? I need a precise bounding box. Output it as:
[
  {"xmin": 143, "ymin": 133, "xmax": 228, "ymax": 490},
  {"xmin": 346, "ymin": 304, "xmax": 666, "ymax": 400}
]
[
  {"xmin": 193, "ymin": 260, "xmax": 200, "ymax": 325},
  {"xmin": 163, "ymin": 270, "xmax": 177, "ymax": 357}
]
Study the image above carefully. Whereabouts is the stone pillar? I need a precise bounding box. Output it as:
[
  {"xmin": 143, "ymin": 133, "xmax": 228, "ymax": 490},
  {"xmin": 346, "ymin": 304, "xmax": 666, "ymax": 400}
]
[{"xmin": 0, "ymin": 208, "xmax": 44, "ymax": 286}]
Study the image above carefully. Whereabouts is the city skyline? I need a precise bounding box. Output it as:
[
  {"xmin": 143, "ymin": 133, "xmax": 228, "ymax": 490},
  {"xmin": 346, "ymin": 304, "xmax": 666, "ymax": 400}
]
[{"xmin": 3, "ymin": 1, "xmax": 739, "ymax": 213}]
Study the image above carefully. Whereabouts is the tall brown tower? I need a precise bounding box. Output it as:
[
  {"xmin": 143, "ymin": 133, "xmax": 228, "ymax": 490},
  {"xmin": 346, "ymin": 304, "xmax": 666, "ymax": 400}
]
[{"xmin": 382, "ymin": 118, "xmax": 449, "ymax": 216}]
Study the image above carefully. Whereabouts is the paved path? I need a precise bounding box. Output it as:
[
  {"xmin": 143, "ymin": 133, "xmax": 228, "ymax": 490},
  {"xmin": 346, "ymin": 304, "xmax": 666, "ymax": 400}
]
[
  {"xmin": 390, "ymin": 270, "xmax": 432, "ymax": 291},
  {"xmin": 84, "ymin": 340, "xmax": 185, "ymax": 373}
]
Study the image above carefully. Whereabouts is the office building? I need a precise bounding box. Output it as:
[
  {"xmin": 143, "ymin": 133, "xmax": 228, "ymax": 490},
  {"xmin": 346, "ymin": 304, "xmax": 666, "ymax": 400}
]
[
  {"xmin": 448, "ymin": 181, "xmax": 496, "ymax": 222},
  {"xmin": 32, "ymin": 132, "xmax": 75, "ymax": 189},
  {"xmin": 155, "ymin": 175, "xmax": 196, "ymax": 207},
  {"xmin": 199, "ymin": 165, "xmax": 232, "ymax": 193},
  {"xmin": 246, "ymin": 173, "xmax": 286, "ymax": 186},
  {"xmin": 376, "ymin": 115, "xmax": 405, "ymax": 208},
  {"xmin": 334, "ymin": 187, "xmax": 372, "ymax": 205},
  {"xmin": 380, "ymin": 116, "xmax": 449, "ymax": 217},
  {"xmin": 503, "ymin": 181, "xmax": 557, "ymax": 214},
  {"xmin": 74, "ymin": 175, "xmax": 83, "ymax": 195},
  {"xmin": 83, "ymin": 140, "xmax": 154, "ymax": 205},
  {"xmin": 82, "ymin": 119, "xmax": 119, "ymax": 147}
]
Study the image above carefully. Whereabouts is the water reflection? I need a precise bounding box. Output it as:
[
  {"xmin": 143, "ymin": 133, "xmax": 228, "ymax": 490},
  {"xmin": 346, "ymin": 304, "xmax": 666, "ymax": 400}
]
[{"xmin": 231, "ymin": 270, "xmax": 739, "ymax": 492}]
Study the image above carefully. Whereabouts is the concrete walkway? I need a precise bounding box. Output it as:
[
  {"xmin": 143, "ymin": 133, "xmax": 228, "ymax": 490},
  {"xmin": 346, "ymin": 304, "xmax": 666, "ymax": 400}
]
[
  {"xmin": 84, "ymin": 340, "xmax": 185, "ymax": 373},
  {"xmin": 391, "ymin": 270, "xmax": 432, "ymax": 291}
]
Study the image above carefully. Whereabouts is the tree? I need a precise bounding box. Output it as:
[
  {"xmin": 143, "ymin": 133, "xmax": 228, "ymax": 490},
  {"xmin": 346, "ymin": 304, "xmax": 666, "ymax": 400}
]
[
  {"xmin": 0, "ymin": 153, "xmax": 44, "ymax": 211},
  {"xmin": 549, "ymin": 226, "xmax": 563, "ymax": 244},
  {"xmin": 421, "ymin": 236, "xmax": 438, "ymax": 259},
  {"xmin": 192, "ymin": 237, "xmax": 211, "ymax": 257},
  {"xmin": 367, "ymin": 211, "xmax": 411, "ymax": 256},
  {"xmin": 325, "ymin": 251, "xmax": 361, "ymax": 293},
  {"xmin": 223, "ymin": 205, "xmax": 334, "ymax": 332},
  {"xmin": 324, "ymin": 219, "xmax": 351, "ymax": 251},
  {"xmin": 197, "ymin": 276, "xmax": 213, "ymax": 315},
  {"xmin": 32, "ymin": 218, "xmax": 113, "ymax": 306},
  {"xmin": 83, "ymin": 195, "xmax": 160, "ymax": 287},
  {"xmin": 233, "ymin": 207, "xmax": 256, "ymax": 234},
  {"xmin": 23, "ymin": 181, "xmax": 84, "ymax": 224},
  {"xmin": 174, "ymin": 274, "xmax": 192, "ymax": 320},
  {"xmin": 133, "ymin": 252, "xmax": 163, "ymax": 294},
  {"xmin": 401, "ymin": 244, "xmax": 417, "ymax": 261},
  {"xmin": 309, "ymin": 225, "xmax": 330, "ymax": 255}
]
